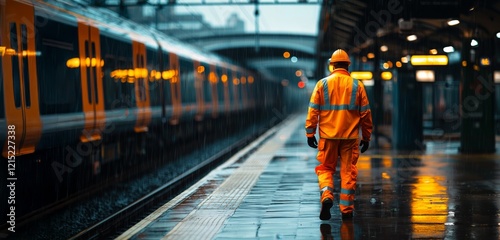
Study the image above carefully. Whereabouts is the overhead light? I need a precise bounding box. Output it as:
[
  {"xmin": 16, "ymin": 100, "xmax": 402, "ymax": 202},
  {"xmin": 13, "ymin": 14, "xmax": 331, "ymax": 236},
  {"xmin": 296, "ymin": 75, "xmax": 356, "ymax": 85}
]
[
  {"xmin": 429, "ymin": 49, "xmax": 438, "ymax": 55},
  {"xmin": 295, "ymin": 70, "xmax": 302, "ymax": 77},
  {"xmin": 471, "ymin": 39, "xmax": 478, "ymax": 47},
  {"xmin": 367, "ymin": 53, "xmax": 375, "ymax": 59},
  {"xmin": 443, "ymin": 46, "xmax": 455, "ymax": 53},
  {"xmin": 407, "ymin": 35, "xmax": 417, "ymax": 41},
  {"xmin": 496, "ymin": 32, "xmax": 500, "ymax": 38},
  {"xmin": 283, "ymin": 51, "xmax": 291, "ymax": 59},
  {"xmin": 401, "ymin": 56, "xmax": 409, "ymax": 63},
  {"xmin": 281, "ymin": 79, "xmax": 289, "ymax": 87},
  {"xmin": 380, "ymin": 45, "xmax": 388, "ymax": 52},
  {"xmin": 447, "ymin": 19, "xmax": 460, "ymax": 26}
]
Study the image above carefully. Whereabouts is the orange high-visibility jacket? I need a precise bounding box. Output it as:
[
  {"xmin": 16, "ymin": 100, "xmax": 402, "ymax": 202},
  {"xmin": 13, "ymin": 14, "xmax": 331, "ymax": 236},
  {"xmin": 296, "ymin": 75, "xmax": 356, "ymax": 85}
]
[{"xmin": 305, "ymin": 69, "xmax": 373, "ymax": 141}]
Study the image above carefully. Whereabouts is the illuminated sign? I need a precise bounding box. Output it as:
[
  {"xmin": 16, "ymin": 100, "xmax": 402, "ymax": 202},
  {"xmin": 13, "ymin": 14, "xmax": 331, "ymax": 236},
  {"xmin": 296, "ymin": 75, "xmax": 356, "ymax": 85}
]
[
  {"xmin": 381, "ymin": 71, "xmax": 392, "ymax": 80},
  {"xmin": 416, "ymin": 70, "xmax": 435, "ymax": 82},
  {"xmin": 362, "ymin": 79, "xmax": 374, "ymax": 86},
  {"xmin": 351, "ymin": 71, "xmax": 373, "ymax": 80},
  {"xmin": 410, "ymin": 55, "xmax": 448, "ymax": 66}
]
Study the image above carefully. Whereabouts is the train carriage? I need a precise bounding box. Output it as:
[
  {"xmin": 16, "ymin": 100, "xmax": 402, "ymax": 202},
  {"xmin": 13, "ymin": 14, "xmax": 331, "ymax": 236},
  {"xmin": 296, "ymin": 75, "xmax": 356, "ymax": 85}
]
[{"xmin": 0, "ymin": 0, "xmax": 282, "ymax": 218}]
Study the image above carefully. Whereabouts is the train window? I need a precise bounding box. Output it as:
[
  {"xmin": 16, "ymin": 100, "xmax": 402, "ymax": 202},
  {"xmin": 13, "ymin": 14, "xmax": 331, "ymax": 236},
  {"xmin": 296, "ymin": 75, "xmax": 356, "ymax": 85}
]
[
  {"xmin": 202, "ymin": 63, "xmax": 212, "ymax": 103},
  {"xmin": 85, "ymin": 41, "xmax": 92, "ymax": 104},
  {"xmin": 231, "ymin": 69, "xmax": 239, "ymax": 108},
  {"xmin": 240, "ymin": 75, "xmax": 247, "ymax": 106},
  {"xmin": 161, "ymin": 52, "xmax": 172, "ymax": 107},
  {"xmin": 216, "ymin": 66, "xmax": 225, "ymax": 102},
  {"xmin": 91, "ymin": 42, "xmax": 98, "ymax": 104},
  {"xmin": 226, "ymin": 69, "xmax": 234, "ymax": 105},
  {"xmin": 10, "ymin": 22, "xmax": 21, "ymax": 108},
  {"xmin": 36, "ymin": 17, "xmax": 82, "ymax": 114},
  {"xmin": 247, "ymin": 75, "xmax": 255, "ymax": 104},
  {"xmin": 21, "ymin": 24, "xmax": 31, "ymax": 108},
  {"xmin": 180, "ymin": 57, "xmax": 196, "ymax": 104},
  {"xmin": 147, "ymin": 47, "xmax": 161, "ymax": 107},
  {"xmin": 84, "ymin": 41, "xmax": 100, "ymax": 105},
  {"xmin": 137, "ymin": 54, "xmax": 147, "ymax": 102},
  {"xmin": 235, "ymin": 72, "xmax": 243, "ymax": 107},
  {"xmin": 100, "ymin": 34, "xmax": 134, "ymax": 110}
]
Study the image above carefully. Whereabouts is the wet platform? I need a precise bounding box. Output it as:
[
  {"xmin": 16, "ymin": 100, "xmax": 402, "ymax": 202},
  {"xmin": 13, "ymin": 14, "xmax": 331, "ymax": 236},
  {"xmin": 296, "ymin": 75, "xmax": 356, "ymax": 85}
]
[{"xmin": 117, "ymin": 114, "xmax": 500, "ymax": 240}]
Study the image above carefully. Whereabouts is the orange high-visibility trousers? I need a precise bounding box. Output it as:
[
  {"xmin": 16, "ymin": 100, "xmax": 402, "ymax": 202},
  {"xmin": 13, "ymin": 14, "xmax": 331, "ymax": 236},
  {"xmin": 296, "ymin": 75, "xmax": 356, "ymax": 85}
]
[{"xmin": 315, "ymin": 138, "xmax": 359, "ymax": 214}]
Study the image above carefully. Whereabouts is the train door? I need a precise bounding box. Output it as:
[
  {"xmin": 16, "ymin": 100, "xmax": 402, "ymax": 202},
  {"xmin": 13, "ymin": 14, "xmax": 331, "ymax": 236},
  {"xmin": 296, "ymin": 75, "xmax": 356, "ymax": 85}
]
[
  {"xmin": 1, "ymin": 0, "xmax": 42, "ymax": 157},
  {"xmin": 77, "ymin": 22, "xmax": 105, "ymax": 142},
  {"xmin": 132, "ymin": 41, "xmax": 151, "ymax": 132},
  {"xmin": 169, "ymin": 52, "xmax": 181, "ymax": 124},
  {"xmin": 193, "ymin": 60, "xmax": 205, "ymax": 121}
]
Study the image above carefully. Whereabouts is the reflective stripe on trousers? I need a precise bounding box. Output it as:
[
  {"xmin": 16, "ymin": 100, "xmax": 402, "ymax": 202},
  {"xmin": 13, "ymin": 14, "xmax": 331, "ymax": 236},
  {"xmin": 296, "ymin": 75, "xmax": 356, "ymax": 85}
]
[{"xmin": 315, "ymin": 138, "xmax": 359, "ymax": 213}]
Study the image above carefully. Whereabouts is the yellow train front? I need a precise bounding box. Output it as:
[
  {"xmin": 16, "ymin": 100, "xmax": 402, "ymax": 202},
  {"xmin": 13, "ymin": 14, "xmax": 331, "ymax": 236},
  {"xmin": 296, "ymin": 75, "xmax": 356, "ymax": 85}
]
[{"xmin": 0, "ymin": 0, "xmax": 288, "ymax": 219}]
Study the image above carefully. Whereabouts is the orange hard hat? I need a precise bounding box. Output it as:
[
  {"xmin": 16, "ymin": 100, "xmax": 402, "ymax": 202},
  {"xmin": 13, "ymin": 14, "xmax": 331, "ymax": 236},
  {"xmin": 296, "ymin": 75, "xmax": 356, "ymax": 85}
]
[{"xmin": 329, "ymin": 49, "xmax": 351, "ymax": 64}]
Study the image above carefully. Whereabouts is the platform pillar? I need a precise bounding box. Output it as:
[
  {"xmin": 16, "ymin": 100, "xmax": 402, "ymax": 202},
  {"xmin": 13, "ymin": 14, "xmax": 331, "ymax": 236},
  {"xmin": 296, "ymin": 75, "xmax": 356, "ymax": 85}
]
[
  {"xmin": 372, "ymin": 40, "xmax": 383, "ymax": 149},
  {"xmin": 392, "ymin": 68, "xmax": 423, "ymax": 150},
  {"xmin": 459, "ymin": 37, "xmax": 496, "ymax": 153}
]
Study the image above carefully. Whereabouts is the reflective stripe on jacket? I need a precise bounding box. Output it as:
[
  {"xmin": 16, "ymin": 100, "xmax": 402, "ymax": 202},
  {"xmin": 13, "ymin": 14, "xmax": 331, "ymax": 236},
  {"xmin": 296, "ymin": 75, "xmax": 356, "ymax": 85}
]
[{"xmin": 305, "ymin": 68, "xmax": 372, "ymax": 140}]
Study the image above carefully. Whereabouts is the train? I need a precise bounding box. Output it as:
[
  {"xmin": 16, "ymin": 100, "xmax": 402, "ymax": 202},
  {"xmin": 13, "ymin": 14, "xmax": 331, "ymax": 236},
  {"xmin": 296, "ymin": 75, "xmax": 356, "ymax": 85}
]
[{"xmin": 0, "ymin": 0, "xmax": 307, "ymax": 220}]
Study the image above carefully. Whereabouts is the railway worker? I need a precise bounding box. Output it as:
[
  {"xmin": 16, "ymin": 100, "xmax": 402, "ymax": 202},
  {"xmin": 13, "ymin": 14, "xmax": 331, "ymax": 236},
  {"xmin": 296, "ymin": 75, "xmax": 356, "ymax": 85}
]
[{"xmin": 305, "ymin": 49, "xmax": 373, "ymax": 221}]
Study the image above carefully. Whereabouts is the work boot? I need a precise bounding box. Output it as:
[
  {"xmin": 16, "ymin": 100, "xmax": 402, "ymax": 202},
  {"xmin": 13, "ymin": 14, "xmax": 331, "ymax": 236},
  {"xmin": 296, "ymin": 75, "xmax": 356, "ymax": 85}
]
[{"xmin": 320, "ymin": 198, "xmax": 333, "ymax": 220}]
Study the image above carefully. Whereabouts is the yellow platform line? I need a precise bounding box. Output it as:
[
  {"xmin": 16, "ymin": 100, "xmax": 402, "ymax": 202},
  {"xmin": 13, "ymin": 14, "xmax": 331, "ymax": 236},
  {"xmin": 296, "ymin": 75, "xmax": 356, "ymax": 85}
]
[
  {"xmin": 162, "ymin": 116, "xmax": 300, "ymax": 240},
  {"xmin": 116, "ymin": 115, "xmax": 301, "ymax": 239}
]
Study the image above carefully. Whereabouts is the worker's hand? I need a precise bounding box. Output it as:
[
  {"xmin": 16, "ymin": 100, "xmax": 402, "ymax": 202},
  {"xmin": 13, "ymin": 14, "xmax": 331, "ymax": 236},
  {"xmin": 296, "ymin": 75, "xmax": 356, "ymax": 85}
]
[
  {"xmin": 360, "ymin": 140, "xmax": 369, "ymax": 153},
  {"xmin": 307, "ymin": 137, "xmax": 318, "ymax": 148}
]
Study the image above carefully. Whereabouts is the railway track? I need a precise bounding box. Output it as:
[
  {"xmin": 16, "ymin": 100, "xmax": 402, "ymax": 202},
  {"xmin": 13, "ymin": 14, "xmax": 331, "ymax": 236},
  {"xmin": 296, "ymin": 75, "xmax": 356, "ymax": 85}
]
[
  {"xmin": 67, "ymin": 128, "xmax": 264, "ymax": 240},
  {"xmin": 2, "ymin": 119, "xmax": 278, "ymax": 240}
]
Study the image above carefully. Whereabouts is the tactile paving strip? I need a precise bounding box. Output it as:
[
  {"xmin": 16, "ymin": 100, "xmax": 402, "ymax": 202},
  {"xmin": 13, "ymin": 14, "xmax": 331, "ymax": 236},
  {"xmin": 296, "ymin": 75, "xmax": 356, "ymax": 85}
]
[{"xmin": 162, "ymin": 117, "xmax": 300, "ymax": 239}]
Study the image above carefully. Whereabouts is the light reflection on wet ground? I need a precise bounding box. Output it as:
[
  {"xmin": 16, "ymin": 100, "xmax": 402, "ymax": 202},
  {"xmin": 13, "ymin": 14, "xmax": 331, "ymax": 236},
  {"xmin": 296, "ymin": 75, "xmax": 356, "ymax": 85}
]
[
  {"xmin": 131, "ymin": 116, "xmax": 500, "ymax": 240},
  {"xmin": 354, "ymin": 146, "xmax": 500, "ymax": 239},
  {"xmin": 216, "ymin": 125, "xmax": 500, "ymax": 239}
]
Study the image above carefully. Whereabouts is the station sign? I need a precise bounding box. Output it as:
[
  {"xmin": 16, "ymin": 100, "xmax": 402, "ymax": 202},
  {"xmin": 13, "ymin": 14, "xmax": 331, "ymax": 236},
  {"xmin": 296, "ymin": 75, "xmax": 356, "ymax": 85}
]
[
  {"xmin": 410, "ymin": 55, "xmax": 448, "ymax": 66},
  {"xmin": 351, "ymin": 71, "xmax": 373, "ymax": 80},
  {"xmin": 416, "ymin": 70, "xmax": 435, "ymax": 82}
]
